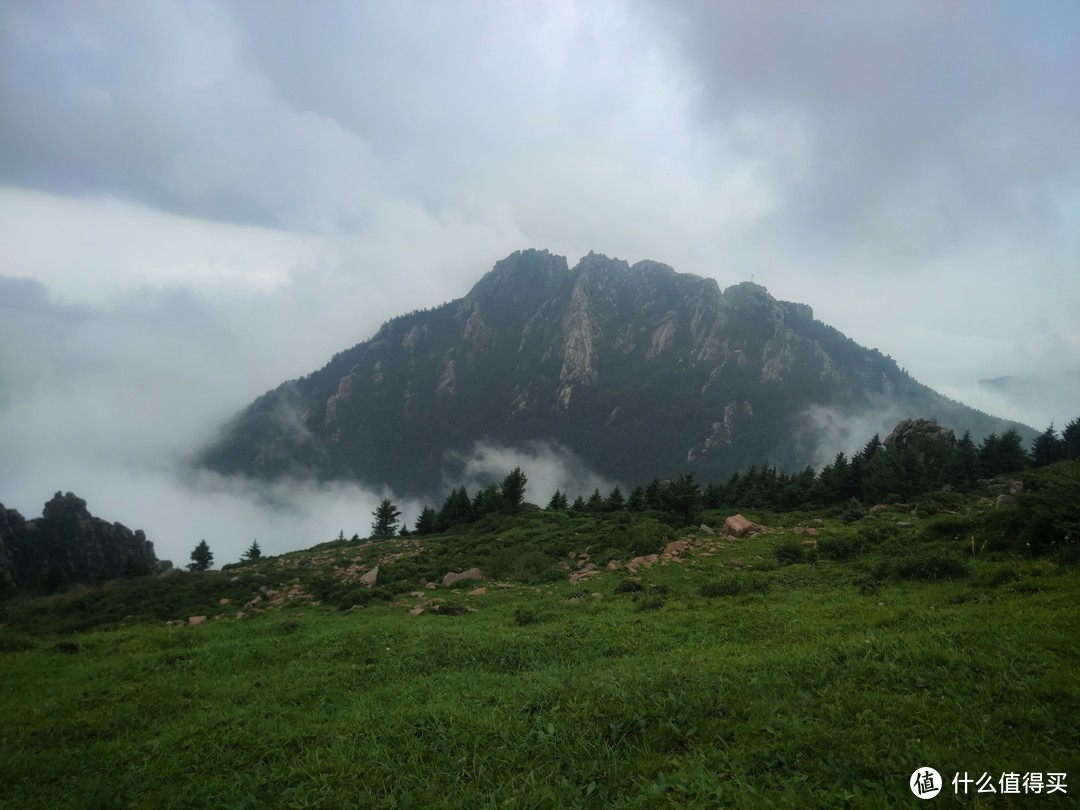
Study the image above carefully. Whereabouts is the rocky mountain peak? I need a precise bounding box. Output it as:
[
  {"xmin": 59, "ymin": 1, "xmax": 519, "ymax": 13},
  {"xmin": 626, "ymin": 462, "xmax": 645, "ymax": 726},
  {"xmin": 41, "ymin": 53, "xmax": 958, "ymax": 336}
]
[{"xmin": 200, "ymin": 249, "xmax": 1033, "ymax": 495}]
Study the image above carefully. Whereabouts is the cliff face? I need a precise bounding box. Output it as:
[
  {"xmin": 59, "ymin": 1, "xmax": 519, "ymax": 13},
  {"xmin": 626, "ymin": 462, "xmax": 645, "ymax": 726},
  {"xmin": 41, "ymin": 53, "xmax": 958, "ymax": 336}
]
[
  {"xmin": 200, "ymin": 249, "xmax": 1032, "ymax": 494},
  {"xmin": 0, "ymin": 493, "xmax": 160, "ymax": 594}
]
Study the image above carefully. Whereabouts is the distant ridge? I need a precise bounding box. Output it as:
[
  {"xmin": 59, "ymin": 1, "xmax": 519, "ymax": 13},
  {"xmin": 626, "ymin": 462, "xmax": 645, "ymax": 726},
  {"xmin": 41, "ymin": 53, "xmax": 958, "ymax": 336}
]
[{"xmin": 200, "ymin": 249, "xmax": 1033, "ymax": 494}]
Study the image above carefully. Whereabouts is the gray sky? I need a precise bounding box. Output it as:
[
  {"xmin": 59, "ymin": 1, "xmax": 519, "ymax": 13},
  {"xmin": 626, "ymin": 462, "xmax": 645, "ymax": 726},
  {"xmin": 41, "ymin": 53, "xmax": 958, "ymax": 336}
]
[{"xmin": 1, "ymin": 1, "xmax": 1077, "ymax": 566}]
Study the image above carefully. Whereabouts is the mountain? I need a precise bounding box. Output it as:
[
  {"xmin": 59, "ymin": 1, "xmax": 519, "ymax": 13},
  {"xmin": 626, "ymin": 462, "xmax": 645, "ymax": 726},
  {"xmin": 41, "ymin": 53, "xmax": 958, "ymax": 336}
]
[
  {"xmin": 200, "ymin": 249, "xmax": 1033, "ymax": 495},
  {"xmin": 0, "ymin": 492, "xmax": 162, "ymax": 594}
]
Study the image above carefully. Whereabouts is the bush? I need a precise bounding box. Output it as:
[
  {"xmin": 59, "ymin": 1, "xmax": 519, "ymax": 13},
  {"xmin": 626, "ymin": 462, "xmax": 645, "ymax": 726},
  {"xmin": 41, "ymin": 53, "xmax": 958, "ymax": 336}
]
[
  {"xmin": 817, "ymin": 535, "xmax": 864, "ymax": 561},
  {"xmin": 700, "ymin": 577, "xmax": 743, "ymax": 598},
  {"xmin": 774, "ymin": 540, "xmax": 805, "ymax": 565},
  {"xmin": 892, "ymin": 552, "xmax": 969, "ymax": 582}
]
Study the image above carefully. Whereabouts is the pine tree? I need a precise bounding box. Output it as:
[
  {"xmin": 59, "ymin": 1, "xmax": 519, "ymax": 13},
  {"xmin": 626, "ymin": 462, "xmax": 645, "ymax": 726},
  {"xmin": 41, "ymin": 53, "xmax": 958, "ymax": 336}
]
[
  {"xmin": 241, "ymin": 539, "xmax": 262, "ymax": 562},
  {"xmin": 414, "ymin": 506, "xmax": 437, "ymax": 535},
  {"xmin": 626, "ymin": 486, "xmax": 646, "ymax": 512},
  {"xmin": 546, "ymin": 490, "xmax": 568, "ymax": 510},
  {"xmin": 188, "ymin": 540, "xmax": 214, "ymax": 572},
  {"xmin": 1032, "ymin": 423, "xmax": 1066, "ymax": 467},
  {"xmin": 1064, "ymin": 417, "xmax": 1080, "ymax": 460},
  {"xmin": 662, "ymin": 472, "xmax": 702, "ymax": 526},
  {"xmin": 586, "ymin": 488, "xmax": 605, "ymax": 512},
  {"xmin": 605, "ymin": 486, "xmax": 625, "ymax": 511},
  {"xmin": 371, "ymin": 498, "xmax": 401, "ymax": 537},
  {"xmin": 500, "ymin": 467, "xmax": 528, "ymax": 514}
]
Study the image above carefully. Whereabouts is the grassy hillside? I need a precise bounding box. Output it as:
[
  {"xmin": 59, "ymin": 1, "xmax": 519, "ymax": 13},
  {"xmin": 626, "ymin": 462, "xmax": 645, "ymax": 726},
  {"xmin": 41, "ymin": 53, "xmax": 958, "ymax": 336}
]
[{"xmin": 1, "ymin": 473, "xmax": 1078, "ymax": 808}]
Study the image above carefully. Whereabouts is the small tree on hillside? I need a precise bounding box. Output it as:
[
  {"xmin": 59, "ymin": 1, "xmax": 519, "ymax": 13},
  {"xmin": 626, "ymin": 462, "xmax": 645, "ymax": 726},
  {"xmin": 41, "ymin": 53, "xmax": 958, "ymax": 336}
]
[
  {"xmin": 371, "ymin": 498, "xmax": 401, "ymax": 538},
  {"xmin": 188, "ymin": 540, "xmax": 214, "ymax": 572},
  {"xmin": 547, "ymin": 489, "xmax": 569, "ymax": 510},
  {"xmin": 501, "ymin": 467, "xmax": 528, "ymax": 514},
  {"xmin": 241, "ymin": 539, "xmax": 262, "ymax": 562}
]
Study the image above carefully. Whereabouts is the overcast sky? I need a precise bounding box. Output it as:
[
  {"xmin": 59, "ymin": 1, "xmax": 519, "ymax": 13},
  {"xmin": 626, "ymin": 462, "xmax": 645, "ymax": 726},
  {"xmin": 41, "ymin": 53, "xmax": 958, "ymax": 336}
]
[{"xmin": 1, "ymin": 1, "xmax": 1078, "ymax": 566}]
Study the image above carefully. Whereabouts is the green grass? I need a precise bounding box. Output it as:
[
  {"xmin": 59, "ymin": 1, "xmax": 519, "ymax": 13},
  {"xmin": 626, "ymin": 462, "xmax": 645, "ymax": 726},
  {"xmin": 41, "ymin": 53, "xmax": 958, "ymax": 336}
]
[{"xmin": 1, "ymin": 503, "xmax": 1078, "ymax": 808}]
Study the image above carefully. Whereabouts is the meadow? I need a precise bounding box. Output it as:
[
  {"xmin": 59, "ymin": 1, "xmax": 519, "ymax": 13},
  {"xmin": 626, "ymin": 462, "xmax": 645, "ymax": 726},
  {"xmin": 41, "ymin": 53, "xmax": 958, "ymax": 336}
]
[{"xmin": 1, "ymin": 495, "xmax": 1078, "ymax": 808}]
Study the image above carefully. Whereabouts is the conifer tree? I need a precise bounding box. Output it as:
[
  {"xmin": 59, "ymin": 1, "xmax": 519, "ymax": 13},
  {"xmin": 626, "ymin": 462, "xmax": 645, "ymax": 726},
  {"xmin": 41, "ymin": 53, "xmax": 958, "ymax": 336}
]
[
  {"xmin": 499, "ymin": 467, "xmax": 527, "ymax": 514},
  {"xmin": 188, "ymin": 540, "xmax": 214, "ymax": 572},
  {"xmin": 546, "ymin": 490, "xmax": 568, "ymax": 510},
  {"xmin": 241, "ymin": 539, "xmax": 262, "ymax": 562},
  {"xmin": 371, "ymin": 498, "xmax": 401, "ymax": 537},
  {"xmin": 626, "ymin": 486, "xmax": 646, "ymax": 512},
  {"xmin": 1063, "ymin": 417, "xmax": 1080, "ymax": 460},
  {"xmin": 1032, "ymin": 423, "xmax": 1066, "ymax": 467},
  {"xmin": 414, "ymin": 506, "xmax": 437, "ymax": 535},
  {"xmin": 605, "ymin": 486, "xmax": 625, "ymax": 511}
]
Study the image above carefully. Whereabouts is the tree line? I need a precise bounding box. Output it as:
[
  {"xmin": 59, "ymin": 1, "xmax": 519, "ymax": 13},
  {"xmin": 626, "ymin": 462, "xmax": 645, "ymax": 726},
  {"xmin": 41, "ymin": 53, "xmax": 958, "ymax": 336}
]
[{"xmin": 187, "ymin": 417, "xmax": 1078, "ymax": 563}]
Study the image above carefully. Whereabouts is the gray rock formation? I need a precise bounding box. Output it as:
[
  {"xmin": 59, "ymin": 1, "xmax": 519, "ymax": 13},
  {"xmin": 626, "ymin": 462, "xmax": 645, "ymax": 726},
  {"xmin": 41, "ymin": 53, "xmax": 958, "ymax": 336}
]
[{"xmin": 0, "ymin": 492, "xmax": 161, "ymax": 593}]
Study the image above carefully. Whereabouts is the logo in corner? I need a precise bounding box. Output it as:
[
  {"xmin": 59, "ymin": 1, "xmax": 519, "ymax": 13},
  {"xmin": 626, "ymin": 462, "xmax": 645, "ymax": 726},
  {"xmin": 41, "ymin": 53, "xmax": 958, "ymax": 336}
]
[{"xmin": 910, "ymin": 767, "xmax": 943, "ymax": 799}]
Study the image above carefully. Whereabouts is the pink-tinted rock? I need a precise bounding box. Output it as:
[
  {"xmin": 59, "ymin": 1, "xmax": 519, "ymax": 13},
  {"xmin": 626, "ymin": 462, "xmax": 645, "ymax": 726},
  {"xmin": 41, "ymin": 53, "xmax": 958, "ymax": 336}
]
[
  {"xmin": 425, "ymin": 582, "xmax": 438, "ymax": 590},
  {"xmin": 218, "ymin": 597, "xmax": 230, "ymax": 606},
  {"xmin": 360, "ymin": 566, "xmax": 379, "ymax": 587},
  {"xmin": 801, "ymin": 539, "xmax": 817, "ymax": 548},
  {"xmin": 468, "ymin": 586, "xmax": 487, "ymax": 596},
  {"xmin": 188, "ymin": 615, "xmax": 207, "ymax": 626},
  {"xmin": 804, "ymin": 527, "xmax": 818, "ymax": 536},
  {"xmin": 869, "ymin": 504, "xmax": 888, "ymax": 514},
  {"xmin": 442, "ymin": 567, "xmax": 485, "ymax": 588},
  {"xmin": 606, "ymin": 560, "xmax": 622, "ymax": 571},
  {"xmin": 794, "ymin": 526, "xmax": 806, "ymax": 535},
  {"xmin": 409, "ymin": 605, "xmax": 424, "ymax": 616},
  {"xmin": 664, "ymin": 539, "xmax": 688, "ymax": 555},
  {"xmin": 723, "ymin": 514, "xmax": 764, "ymax": 538}
]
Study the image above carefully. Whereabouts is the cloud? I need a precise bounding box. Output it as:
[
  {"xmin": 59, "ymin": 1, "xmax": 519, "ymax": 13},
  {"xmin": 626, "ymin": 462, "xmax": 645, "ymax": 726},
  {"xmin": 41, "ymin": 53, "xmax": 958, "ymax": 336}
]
[
  {"xmin": 445, "ymin": 440, "xmax": 619, "ymax": 508},
  {"xmin": 1, "ymin": 1, "xmax": 1078, "ymax": 560}
]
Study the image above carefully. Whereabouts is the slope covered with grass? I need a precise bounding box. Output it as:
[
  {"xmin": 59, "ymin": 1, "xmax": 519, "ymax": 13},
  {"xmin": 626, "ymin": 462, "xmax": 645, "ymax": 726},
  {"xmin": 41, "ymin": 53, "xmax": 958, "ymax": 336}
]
[{"xmin": 1, "ymin": 474, "xmax": 1078, "ymax": 808}]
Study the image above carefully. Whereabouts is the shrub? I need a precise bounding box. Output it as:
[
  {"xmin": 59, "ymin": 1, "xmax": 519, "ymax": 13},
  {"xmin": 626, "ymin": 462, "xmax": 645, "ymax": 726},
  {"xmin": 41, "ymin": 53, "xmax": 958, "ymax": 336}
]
[
  {"xmin": 700, "ymin": 577, "xmax": 743, "ymax": 598},
  {"xmin": 892, "ymin": 552, "xmax": 969, "ymax": 582},
  {"xmin": 774, "ymin": 540, "xmax": 805, "ymax": 565},
  {"xmin": 817, "ymin": 535, "xmax": 863, "ymax": 561}
]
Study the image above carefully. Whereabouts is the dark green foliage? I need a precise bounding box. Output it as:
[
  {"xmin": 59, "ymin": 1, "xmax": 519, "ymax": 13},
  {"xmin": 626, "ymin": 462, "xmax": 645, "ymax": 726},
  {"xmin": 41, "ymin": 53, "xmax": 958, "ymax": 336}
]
[
  {"xmin": 414, "ymin": 507, "xmax": 436, "ymax": 535},
  {"xmin": 1063, "ymin": 418, "xmax": 1080, "ymax": 460},
  {"xmin": 839, "ymin": 501, "xmax": 864, "ymax": 524},
  {"xmin": 513, "ymin": 606, "xmax": 543, "ymax": 626},
  {"xmin": 979, "ymin": 428, "xmax": 1030, "ymax": 477},
  {"xmin": 1032, "ymin": 423, "xmax": 1066, "ymax": 467},
  {"xmin": 626, "ymin": 486, "xmax": 646, "ymax": 512},
  {"xmin": 371, "ymin": 498, "xmax": 401, "ymax": 537},
  {"xmin": 773, "ymin": 540, "xmax": 805, "ymax": 565},
  {"xmin": 472, "ymin": 484, "xmax": 503, "ymax": 518},
  {"xmin": 187, "ymin": 540, "xmax": 213, "ymax": 572},
  {"xmin": 613, "ymin": 579, "xmax": 644, "ymax": 594},
  {"xmin": 605, "ymin": 486, "xmax": 625, "ymax": 511},
  {"xmin": 241, "ymin": 539, "xmax": 262, "ymax": 562},
  {"xmin": 435, "ymin": 487, "xmax": 472, "ymax": 532},
  {"xmin": 1012, "ymin": 461, "xmax": 1080, "ymax": 554},
  {"xmin": 891, "ymin": 551, "xmax": 969, "ymax": 582},
  {"xmin": 546, "ymin": 490, "xmax": 568, "ymax": 510},
  {"xmin": 586, "ymin": 489, "xmax": 605, "ymax": 513},
  {"xmin": 700, "ymin": 576, "xmax": 744, "ymax": 597},
  {"xmin": 500, "ymin": 467, "xmax": 527, "ymax": 514},
  {"xmin": 660, "ymin": 472, "xmax": 702, "ymax": 526}
]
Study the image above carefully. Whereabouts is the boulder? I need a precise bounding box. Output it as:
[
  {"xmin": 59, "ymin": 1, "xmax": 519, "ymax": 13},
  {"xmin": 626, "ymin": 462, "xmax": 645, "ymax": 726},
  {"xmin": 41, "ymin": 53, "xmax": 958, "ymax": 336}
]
[
  {"xmin": 442, "ymin": 567, "xmax": 485, "ymax": 588},
  {"xmin": 360, "ymin": 566, "xmax": 379, "ymax": 587},
  {"xmin": 468, "ymin": 586, "xmax": 487, "ymax": 596},
  {"xmin": 723, "ymin": 514, "xmax": 764, "ymax": 538},
  {"xmin": 188, "ymin": 615, "xmax": 207, "ymax": 626}
]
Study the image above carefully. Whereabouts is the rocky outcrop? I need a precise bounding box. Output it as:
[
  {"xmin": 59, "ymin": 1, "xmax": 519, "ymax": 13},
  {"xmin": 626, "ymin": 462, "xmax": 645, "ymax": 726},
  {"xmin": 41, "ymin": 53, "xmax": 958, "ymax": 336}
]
[{"xmin": 0, "ymin": 492, "xmax": 161, "ymax": 593}]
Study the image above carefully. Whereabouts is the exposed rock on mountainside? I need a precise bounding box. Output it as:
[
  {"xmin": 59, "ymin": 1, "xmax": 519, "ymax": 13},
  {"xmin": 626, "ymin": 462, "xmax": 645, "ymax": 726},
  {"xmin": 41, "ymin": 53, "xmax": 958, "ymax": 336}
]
[
  {"xmin": 0, "ymin": 492, "xmax": 161, "ymax": 593},
  {"xmin": 200, "ymin": 249, "xmax": 1032, "ymax": 495}
]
